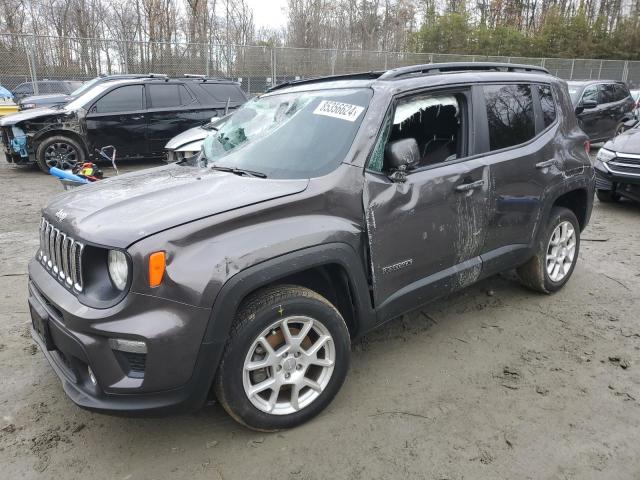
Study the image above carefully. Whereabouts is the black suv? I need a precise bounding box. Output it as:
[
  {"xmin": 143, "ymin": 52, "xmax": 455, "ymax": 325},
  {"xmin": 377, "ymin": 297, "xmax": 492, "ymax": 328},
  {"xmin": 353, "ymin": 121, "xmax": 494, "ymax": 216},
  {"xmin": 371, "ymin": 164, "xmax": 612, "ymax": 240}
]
[
  {"xmin": 0, "ymin": 75, "xmax": 247, "ymax": 172},
  {"xmin": 28, "ymin": 63, "xmax": 594, "ymax": 431},
  {"xmin": 567, "ymin": 80, "xmax": 636, "ymax": 142}
]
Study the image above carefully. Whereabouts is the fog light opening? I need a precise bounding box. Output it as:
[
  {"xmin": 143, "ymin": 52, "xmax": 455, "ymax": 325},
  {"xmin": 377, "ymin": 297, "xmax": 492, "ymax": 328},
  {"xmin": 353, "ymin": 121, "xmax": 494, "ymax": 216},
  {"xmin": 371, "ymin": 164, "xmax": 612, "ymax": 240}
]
[
  {"xmin": 108, "ymin": 338, "xmax": 147, "ymax": 354},
  {"xmin": 87, "ymin": 366, "xmax": 97, "ymax": 386}
]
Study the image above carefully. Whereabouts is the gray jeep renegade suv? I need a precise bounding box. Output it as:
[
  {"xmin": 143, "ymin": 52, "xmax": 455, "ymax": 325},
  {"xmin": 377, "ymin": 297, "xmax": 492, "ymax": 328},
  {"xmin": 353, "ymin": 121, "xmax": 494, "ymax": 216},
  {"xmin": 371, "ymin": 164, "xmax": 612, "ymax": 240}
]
[{"xmin": 28, "ymin": 63, "xmax": 595, "ymax": 431}]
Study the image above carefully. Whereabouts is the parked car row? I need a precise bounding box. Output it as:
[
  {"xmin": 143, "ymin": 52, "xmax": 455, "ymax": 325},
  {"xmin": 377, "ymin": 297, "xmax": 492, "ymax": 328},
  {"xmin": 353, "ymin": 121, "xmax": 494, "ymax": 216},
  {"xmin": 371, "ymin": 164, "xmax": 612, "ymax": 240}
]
[{"xmin": 0, "ymin": 74, "xmax": 247, "ymax": 172}]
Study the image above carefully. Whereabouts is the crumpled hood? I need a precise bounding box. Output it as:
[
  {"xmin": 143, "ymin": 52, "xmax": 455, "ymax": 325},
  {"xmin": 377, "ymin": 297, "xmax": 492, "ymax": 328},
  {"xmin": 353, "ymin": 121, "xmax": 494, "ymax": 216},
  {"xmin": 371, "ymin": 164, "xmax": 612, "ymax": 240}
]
[
  {"xmin": 42, "ymin": 164, "xmax": 309, "ymax": 248},
  {"xmin": 0, "ymin": 106, "xmax": 66, "ymax": 126},
  {"xmin": 604, "ymin": 128, "xmax": 640, "ymax": 155}
]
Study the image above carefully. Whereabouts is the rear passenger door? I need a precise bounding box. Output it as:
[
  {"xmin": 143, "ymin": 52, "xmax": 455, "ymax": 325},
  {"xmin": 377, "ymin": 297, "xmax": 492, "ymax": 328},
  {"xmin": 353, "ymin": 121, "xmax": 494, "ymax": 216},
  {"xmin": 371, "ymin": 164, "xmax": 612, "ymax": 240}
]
[
  {"xmin": 145, "ymin": 83, "xmax": 200, "ymax": 155},
  {"xmin": 85, "ymin": 84, "xmax": 147, "ymax": 157},
  {"xmin": 477, "ymin": 83, "xmax": 564, "ymax": 276}
]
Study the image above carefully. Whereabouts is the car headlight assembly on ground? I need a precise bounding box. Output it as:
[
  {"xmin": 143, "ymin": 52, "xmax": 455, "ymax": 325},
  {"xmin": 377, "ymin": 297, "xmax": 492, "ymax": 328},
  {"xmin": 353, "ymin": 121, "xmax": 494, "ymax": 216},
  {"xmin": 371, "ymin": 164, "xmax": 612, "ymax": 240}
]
[{"xmin": 108, "ymin": 250, "xmax": 129, "ymax": 291}]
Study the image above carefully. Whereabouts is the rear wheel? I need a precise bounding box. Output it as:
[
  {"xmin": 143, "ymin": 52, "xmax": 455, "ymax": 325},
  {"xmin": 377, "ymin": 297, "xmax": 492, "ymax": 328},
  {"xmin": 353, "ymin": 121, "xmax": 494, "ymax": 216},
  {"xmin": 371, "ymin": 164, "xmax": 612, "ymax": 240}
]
[
  {"xmin": 596, "ymin": 189, "xmax": 620, "ymax": 203},
  {"xmin": 517, "ymin": 207, "xmax": 580, "ymax": 293},
  {"xmin": 35, "ymin": 135, "xmax": 85, "ymax": 173},
  {"xmin": 214, "ymin": 285, "xmax": 351, "ymax": 431}
]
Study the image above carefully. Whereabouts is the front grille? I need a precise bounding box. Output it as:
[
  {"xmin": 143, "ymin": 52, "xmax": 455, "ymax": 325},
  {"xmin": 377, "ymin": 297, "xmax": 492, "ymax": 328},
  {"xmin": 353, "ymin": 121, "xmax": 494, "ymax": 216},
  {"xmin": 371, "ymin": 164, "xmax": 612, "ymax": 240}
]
[
  {"xmin": 613, "ymin": 156, "xmax": 640, "ymax": 167},
  {"xmin": 608, "ymin": 163, "xmax": 640, "ymax": 176},
  {"xmin": 38, "ymin": 218, "xmax": 84, "ymax": 292}
]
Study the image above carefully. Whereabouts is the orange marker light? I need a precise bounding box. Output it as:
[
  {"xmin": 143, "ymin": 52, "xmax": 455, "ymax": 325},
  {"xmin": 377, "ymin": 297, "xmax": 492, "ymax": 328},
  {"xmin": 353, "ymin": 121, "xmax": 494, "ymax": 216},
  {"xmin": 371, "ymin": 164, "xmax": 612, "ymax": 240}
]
[{"xmin": 148, "ymin": 252, "xmax": 166, "ymax": 288}]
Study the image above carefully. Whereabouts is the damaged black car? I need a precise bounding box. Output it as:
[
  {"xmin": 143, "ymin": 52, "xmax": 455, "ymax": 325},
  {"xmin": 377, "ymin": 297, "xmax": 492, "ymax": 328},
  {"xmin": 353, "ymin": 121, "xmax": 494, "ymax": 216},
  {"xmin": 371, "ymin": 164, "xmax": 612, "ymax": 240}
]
[{"xmin": 0, "ymin": 75, "xmax": 247, "ymax": 172}]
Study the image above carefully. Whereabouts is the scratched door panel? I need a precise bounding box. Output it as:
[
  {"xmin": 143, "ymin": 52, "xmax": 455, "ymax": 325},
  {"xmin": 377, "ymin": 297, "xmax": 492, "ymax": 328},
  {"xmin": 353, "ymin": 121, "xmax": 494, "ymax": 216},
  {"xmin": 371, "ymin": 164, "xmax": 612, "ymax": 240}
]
[{"xmin": 363, "ymin": 158, "xmax": 490, "ymax": 316}]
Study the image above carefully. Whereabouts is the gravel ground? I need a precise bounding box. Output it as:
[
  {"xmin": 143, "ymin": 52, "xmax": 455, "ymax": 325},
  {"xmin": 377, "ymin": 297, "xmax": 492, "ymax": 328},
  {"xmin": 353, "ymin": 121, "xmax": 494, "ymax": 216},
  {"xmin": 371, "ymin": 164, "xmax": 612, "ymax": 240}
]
[{"xmin": 0, "ymin": 154, "xmax": 639, "ymax": 480}]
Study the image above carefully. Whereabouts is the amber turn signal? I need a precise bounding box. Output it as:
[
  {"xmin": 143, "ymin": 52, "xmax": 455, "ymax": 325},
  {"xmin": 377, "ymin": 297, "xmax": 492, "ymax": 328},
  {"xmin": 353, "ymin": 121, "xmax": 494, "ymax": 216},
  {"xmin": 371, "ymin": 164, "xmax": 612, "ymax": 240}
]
[{"xmin": 148, "ymin": 251, "xmax": 166, "ymax": 287}]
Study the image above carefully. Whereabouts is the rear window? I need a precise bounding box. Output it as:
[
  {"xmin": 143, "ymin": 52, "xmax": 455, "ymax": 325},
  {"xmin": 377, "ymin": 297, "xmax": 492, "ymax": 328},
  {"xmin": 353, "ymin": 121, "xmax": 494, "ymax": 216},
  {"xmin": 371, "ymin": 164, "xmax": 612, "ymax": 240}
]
[
  {"xmin": 599, "ymin": 84, "xmax": 616, "ymax": 104},
  {"xmin": 537, "ymin": 84, "xmax": 556, "ymax": 128},
  {"xmin": 613, "ymin": 84, "xmax": 629, "ymax": 101},
  {"xmin": 199, "ymin": 83, "xmax": 246, "ymax": 103},
  {"xmin": 94, "ymin": 85, "xmax": 143, "ymax": 113},
  {"xmin": 148, "ymin": 84, "xmax": 192, "ymax": 108},
  {"xmin": 484, "ymin": 84, "xmax": 535, "ymax": 151}
]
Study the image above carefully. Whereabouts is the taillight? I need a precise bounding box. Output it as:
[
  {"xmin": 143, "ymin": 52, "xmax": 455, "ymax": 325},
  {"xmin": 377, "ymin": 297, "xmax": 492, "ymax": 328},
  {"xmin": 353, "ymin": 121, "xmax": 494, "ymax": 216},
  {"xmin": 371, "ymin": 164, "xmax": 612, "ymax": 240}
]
[{"xmin": 584, "ymin": 140, "xmax": 591, "ymax": 154}]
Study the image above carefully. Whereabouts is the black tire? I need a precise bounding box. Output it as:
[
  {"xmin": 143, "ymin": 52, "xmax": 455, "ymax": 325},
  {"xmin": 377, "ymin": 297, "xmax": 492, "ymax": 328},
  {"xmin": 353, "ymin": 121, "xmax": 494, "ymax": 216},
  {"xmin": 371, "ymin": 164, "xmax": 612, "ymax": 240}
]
[
  {"xmin": 35, "ymin": 135, "xmax": 85, "ymax": 173},
  {"xmin": 214, "ymin": 285, "xmax": 351, "ymax": 431},
  {"xmin": 614, "ymin": 123, "xmax": 626, "ymax": 137},
  {"xmin": 517, "ymin": 207, "xmax": 581, "ymax": 294},
  {"xmin": 596, "ymin": 189, "xmax": 620, "ymax": 203}
]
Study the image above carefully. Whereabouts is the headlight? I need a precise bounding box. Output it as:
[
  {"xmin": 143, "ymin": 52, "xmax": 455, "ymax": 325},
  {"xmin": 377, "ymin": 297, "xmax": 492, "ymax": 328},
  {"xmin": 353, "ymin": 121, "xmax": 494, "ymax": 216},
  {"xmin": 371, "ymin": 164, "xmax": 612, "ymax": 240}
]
[
  {"xmin": 107, "ymin": 250, "xmax": 129, "ymax": 290},
  {"xmin": 20, "ymin": 103, "xmax": 36, "ymax": 110},
  {"xmin": 596, "ymin": 148, "xmax": 616, "ymax": 163}
]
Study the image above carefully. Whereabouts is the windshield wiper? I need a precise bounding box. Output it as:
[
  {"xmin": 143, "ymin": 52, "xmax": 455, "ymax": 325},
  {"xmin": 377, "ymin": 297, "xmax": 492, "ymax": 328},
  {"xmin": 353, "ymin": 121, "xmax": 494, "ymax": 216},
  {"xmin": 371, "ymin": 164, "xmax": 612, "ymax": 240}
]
[{"xmin": 211, "ymin": 165, "xmax": 267, "ymax": 178}]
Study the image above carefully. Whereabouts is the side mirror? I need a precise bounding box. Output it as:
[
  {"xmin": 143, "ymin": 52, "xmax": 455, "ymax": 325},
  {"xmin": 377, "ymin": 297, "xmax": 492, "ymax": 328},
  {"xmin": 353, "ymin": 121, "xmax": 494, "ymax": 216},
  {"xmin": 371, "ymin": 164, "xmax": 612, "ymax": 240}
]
[
  {"xmin": 385, "ymin": 138, "xmax": 420, "ymax": 174},
  {"xmin": 582, "ymin": 99, "xmax": 598, "ymax": 110}
]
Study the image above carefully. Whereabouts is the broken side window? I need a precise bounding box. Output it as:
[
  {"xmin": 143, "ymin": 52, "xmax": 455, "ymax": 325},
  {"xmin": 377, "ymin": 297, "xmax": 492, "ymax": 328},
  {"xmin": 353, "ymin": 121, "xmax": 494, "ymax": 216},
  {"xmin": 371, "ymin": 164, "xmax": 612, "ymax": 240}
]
[{"xmin": 375, "ymin": 92, "xmax": 464, "ymax": 172}]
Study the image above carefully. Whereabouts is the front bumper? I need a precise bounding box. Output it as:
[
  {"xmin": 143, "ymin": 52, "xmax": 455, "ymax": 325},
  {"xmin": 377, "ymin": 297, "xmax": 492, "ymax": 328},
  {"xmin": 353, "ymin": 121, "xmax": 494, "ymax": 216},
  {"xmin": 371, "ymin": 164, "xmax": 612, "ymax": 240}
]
[
  {"xmin": 595, "ymin": 159, "xmax": 640, "ymax": 201},
  {"xmin": 28, "ymin": 258, "xmax": 222, "ymax": 415}
]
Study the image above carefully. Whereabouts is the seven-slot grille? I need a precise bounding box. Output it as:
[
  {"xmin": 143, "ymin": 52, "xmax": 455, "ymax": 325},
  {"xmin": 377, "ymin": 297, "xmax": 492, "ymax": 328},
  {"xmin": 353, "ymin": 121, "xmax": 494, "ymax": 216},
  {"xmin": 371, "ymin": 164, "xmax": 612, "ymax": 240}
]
[{"xmin": 38, "ymin": 218, "xmax": 84, "ymax": 292}]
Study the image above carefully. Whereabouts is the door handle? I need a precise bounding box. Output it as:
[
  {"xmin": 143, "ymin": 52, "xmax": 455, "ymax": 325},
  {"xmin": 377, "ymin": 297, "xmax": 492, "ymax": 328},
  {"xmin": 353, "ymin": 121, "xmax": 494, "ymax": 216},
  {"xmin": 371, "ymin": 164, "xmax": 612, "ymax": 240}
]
[
  {"xmin": 131, "ymin": 115, "xmax": 144, "ymax": 120},
  {"xmin": 455, "ymin": 179, "xmax": 485, "ymax": 192},
  {"xmin": 535, "ymin": 159, "xmax": 555, "ymax": 169}
]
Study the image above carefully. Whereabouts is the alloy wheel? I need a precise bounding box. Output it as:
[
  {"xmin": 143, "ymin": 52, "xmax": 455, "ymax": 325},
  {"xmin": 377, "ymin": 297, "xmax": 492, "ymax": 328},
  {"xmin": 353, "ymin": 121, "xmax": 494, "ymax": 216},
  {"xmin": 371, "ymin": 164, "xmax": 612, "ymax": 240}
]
[
  {"xmin": 546, "ymin": 220, "xmax": 576, "ymax": 282},
  {"xmin": 44, "ymin": 142, "xmax": 79, "ymax": 169},
  {"xmin": 242, "ymin": 315, "xmax": 335, "ymax": 415}
]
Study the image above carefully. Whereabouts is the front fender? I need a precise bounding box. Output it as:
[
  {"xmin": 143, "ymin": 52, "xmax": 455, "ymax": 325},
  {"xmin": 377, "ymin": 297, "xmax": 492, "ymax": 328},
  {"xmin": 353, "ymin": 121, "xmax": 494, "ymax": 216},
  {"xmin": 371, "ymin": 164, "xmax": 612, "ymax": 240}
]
[{"xmin": 200, "ymin": 242, "xmax": 376, "ymax": 344}]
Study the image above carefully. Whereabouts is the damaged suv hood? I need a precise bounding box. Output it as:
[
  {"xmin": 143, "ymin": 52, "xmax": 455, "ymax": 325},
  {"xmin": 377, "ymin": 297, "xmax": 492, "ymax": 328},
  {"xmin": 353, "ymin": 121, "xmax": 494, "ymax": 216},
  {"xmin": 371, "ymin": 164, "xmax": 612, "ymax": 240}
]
[
  {"xmin": 604, "ymin": 127, "xmax": 640, "ymax": 154},
  {"xmin": 42, "ymin": 164, "xmax": 309, "ymax": 248},
  {"xmin": 0, "ymin": 106, "xmax": 67, "ymax": 126}
]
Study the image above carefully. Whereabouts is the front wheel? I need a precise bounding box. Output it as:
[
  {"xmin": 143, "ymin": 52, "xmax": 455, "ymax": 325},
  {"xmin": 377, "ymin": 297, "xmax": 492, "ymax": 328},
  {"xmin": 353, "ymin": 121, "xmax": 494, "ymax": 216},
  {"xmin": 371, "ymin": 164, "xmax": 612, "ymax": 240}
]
[
  {"xmin": 214, "ymin": 285, "xmax": 351, "ymax": 431},
  {"xmin": 517, "ymin": 207, "xmax": 581, "ymax": 293},
  {"xmin": 35, "ymin": 135, "xmax": 85, "ymax": 173}
]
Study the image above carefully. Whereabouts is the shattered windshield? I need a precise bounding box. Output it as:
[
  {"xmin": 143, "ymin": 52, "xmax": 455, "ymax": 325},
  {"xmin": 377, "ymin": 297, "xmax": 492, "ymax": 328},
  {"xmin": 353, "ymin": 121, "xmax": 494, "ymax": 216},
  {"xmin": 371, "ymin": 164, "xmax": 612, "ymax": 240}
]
[{"xmin": 200, "ymin": 88, "xmax": 372, "ymax": 179}]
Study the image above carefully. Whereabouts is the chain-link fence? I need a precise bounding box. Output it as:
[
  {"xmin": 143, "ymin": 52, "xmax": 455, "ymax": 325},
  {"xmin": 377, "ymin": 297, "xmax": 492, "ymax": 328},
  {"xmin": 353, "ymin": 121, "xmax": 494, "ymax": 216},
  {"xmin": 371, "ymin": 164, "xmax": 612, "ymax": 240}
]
[{"xmin": 2, "ymin": 33, "xmax": 640, "ymax": 96}]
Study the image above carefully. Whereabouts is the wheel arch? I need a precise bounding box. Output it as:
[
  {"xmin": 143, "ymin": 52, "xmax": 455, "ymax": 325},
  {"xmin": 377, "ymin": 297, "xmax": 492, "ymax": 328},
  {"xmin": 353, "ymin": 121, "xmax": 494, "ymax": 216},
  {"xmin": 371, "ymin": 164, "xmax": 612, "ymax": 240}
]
[
  {"xmin": 33, "ymin": 129, "xmax": 89, "ymax": 158},
  {"xmin": 202, "ymin": 243, "xmax": 376, "ymax": 347},
  {"xmin": 552, "ymin": 187, "xmax": 589, "ymax": 231}
]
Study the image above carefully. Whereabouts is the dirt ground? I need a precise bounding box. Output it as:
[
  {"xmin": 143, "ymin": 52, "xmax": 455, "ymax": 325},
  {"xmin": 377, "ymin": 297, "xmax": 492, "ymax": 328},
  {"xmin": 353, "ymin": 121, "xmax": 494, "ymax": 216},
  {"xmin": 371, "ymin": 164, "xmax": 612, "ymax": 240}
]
[{"xmin": 0, "ymin": 154, "xmax": 639, "ymax": 480}]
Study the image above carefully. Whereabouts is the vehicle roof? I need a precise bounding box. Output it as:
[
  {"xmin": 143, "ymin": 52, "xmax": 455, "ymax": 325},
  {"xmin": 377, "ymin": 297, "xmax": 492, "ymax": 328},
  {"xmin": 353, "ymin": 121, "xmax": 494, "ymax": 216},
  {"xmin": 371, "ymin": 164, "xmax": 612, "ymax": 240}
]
[
  {"xmin": 266, "ymin": 67, "xmax": 560, "ymax": 97},
  {"xmin": 567, "ymin": 79, "xmax": 624, "ymax": 85},
  {"xmin": 265, "ymin": 62, "xmax": 562, "ymax": 96},
  {"xmin": 96, "ymin": 76, "xmax": 241, "ymax": 86}
]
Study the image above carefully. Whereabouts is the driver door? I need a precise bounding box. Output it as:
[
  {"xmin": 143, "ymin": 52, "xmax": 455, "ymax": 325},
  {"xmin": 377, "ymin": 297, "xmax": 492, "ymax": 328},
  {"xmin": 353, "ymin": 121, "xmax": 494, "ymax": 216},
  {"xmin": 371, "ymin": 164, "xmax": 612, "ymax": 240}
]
[
  {"xmin": 363, "ymin": 88, "xmax": 490, "ymax": 321},
  {"xmin": 576, "ymin": 84, "xmax": 602, "ymax": 140},
  {"xmin": 85, "ymin": 85, "xmax": 148, "ymax": 158}
]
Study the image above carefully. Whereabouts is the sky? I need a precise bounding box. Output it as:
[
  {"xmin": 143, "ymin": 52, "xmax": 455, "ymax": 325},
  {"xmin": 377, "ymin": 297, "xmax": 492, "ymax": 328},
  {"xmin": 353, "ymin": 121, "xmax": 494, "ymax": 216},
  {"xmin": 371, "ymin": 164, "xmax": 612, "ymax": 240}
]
[{"xmin": 246, "ymin": 0, "xmax": 288, "ymax": 30}]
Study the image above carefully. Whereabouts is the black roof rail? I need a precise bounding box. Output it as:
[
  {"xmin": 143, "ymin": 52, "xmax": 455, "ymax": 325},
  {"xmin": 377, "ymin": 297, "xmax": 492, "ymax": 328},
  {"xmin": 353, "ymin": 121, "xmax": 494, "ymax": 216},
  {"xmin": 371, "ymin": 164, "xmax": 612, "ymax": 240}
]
[
  {"xmin": 183, "ymin": 74, "xmax": 207, "ymax": 79},
  {"xmin": 379, "ymin": 62, "xmax": 549, "ymax": 80},
  {"xmin": 268, "ymin": 71, "xmax": 384, "ymax": 92}
]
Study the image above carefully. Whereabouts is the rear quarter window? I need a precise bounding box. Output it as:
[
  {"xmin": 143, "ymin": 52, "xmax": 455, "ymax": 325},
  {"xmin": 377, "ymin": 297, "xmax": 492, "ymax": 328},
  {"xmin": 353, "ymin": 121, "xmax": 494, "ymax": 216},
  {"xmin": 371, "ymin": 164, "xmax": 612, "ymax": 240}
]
[
  {"xmin": 199, "ymin": 83, "xmax": 246, "ymax": 103},
  {"xmin": 483, "ymin": 84, "xmax": 535, "ymax": 151},
  {"xmin": 537, "ymin": 84, "xmax": 556, "ymax": 128}
]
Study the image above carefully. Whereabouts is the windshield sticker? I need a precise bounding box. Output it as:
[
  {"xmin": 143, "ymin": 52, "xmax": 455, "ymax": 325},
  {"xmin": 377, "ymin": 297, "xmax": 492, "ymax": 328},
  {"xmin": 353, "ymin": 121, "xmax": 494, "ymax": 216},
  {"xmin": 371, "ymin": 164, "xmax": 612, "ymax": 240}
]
[{"xmin": 313, "ymin": 100, "xmax": 364, "ymax": 122}]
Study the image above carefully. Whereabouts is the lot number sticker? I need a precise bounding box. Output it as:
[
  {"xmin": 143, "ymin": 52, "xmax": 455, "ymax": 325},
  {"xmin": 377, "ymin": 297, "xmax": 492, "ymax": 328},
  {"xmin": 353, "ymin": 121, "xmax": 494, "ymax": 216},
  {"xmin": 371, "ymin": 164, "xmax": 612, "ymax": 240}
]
[{"xmin": 313, "ymin": 100, "xmax": 364, "ymax": 122}]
